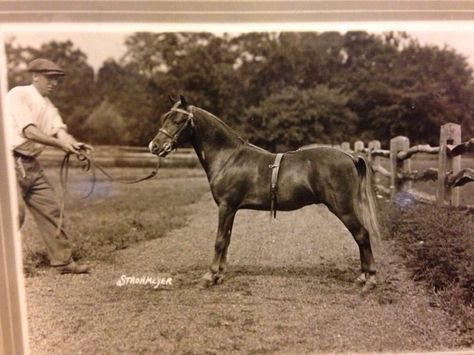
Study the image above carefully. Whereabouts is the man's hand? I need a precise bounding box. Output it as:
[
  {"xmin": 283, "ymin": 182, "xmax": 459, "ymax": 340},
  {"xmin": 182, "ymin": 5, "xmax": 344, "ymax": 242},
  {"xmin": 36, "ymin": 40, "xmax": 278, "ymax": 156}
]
[
  {"xmin": 58, "ymin": 141, "xmax": 83, "ymax": 156},
  {"xmin": 73, "ymin": 142, "xmax": 94, "ymax": 157},
  {"xmin": 74, "ymin": 142, "xmax": 93, "ymax": 153},
  {"xmin": 59, "ymin": 142, "xmax": 94, "ymax": 156},
  {"xmin": 57, "ymin": 129, "xmax": 93, "ymax": 156}
]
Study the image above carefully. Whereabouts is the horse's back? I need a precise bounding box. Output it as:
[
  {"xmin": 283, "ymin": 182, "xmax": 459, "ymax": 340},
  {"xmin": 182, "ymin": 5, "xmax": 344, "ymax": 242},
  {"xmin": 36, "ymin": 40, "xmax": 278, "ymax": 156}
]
[
  {"xmin": 277, "ymin": 147, "xmax": 359, "ymax": 209},
  {"xmin": 287, "ymin": 146, "xmax": 356, "ymax": 172}
]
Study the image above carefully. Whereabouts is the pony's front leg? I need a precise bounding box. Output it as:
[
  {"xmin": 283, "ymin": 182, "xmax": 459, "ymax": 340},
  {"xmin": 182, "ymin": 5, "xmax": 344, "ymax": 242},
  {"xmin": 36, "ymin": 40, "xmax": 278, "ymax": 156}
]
[{"xmin": 200, "ymin": 204, "xmax": 236, "ymax": 288}]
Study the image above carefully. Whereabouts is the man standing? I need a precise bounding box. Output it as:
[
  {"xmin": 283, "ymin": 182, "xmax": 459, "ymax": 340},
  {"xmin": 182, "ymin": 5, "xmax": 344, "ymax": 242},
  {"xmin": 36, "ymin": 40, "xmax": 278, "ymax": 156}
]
[{"xmin": 7, "ymin": 58, "xmax": 91, "ymax": 274}]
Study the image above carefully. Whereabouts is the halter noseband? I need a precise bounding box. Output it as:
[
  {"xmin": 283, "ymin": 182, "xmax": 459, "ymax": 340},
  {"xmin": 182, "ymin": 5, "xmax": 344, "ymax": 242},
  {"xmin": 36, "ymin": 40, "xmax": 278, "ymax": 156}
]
[{"xmin": 158, "ymin": 107, "xmax": 194, "ymax": 154}]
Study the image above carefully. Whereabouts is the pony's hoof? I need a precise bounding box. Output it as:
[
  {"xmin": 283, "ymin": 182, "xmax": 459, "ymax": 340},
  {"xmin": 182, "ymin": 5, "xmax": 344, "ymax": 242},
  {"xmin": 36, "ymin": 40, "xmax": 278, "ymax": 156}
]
[
  {"xmin": 199, "ymin": 278, "xmax": 213, "ymax": 289},
  {"xmin": 215, "ymin": 274, "xmax": 225, "ymax": 285},
  {"xmin": 199, "ymin": 272, "xmax": 215, "ymax": 289},
  {"xmin": 199, "ymin": 272, "xmax": 224, "ymax": 288},
  {"xmin": 362, "ymin": 278, "xmax": 377, "ymax": 293},
  {"xmin": 354, "ymin": 274, "xmax": 367, "ymax": 286}
]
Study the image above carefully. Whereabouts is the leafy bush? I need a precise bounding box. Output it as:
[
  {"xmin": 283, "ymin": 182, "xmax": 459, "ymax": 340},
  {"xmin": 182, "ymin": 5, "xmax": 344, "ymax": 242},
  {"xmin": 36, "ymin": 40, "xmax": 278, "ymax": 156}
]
[
  {"xmin": 84, "ymin": 100, "xmax": 132, "ymax": 145},
  {"xmin": 383, "ymin": 201, "xmax": 473, "ymax": 346}
]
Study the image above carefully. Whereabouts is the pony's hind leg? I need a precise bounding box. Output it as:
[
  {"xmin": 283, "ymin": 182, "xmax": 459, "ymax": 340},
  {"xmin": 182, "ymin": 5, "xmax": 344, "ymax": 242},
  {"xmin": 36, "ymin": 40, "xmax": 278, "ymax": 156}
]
[
  {"xmin": 338, "ymin": 212, "xmax": 377, "ymax": 291},
  {"xmin": 200, "ymin": 204, "xmax": 236, "ymax": 288}
]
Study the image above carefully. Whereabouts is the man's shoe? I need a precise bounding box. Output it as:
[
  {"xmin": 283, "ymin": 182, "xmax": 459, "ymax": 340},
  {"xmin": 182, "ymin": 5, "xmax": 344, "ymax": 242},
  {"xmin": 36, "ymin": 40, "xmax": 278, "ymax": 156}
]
[{"xmin": 56, "ymin": 261, "xmax": 90, "ymax": 274}]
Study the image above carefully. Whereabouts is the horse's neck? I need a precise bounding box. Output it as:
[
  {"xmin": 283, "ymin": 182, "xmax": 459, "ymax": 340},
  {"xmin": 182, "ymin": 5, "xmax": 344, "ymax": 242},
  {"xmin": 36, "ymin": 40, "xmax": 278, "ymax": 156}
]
[{"xmin": 190, "ymin": 108, "xmax": 242, "ymax": 177}]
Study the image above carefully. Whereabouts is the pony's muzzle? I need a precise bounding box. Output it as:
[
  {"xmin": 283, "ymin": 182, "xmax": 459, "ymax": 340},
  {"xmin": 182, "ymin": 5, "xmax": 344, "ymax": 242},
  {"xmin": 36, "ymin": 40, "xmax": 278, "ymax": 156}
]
[
  {"xmin": 149, "ymin": 141, "xmax": 161, "ymax": 155},
  {"xmin": 148, "ymin": 140, "xmax": 173, "ymax": 157}
]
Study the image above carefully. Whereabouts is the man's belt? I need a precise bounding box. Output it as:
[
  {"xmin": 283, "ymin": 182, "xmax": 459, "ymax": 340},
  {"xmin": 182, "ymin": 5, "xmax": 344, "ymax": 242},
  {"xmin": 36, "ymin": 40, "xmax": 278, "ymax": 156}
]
[
  {"xmin": 13, "ymin": 150, "xmax": 35, "ymax": 160},
  {"xmin": 269, "ymin": 153, "xmax": 284, "ymax": 219}
]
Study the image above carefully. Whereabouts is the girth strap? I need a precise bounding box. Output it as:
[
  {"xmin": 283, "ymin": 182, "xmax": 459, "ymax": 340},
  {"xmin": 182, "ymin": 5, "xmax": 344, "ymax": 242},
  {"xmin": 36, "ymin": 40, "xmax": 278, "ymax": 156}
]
[{"xmin": 269, "ymin": 153, "xmax": 284, "ymax": 219}]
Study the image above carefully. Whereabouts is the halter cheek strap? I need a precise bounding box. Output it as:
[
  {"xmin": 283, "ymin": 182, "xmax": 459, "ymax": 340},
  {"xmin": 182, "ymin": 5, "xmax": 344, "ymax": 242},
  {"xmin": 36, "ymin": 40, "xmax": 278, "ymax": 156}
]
[{"xmin": 159, "ymin": 106, "xmax": 195, "ymax": 154}]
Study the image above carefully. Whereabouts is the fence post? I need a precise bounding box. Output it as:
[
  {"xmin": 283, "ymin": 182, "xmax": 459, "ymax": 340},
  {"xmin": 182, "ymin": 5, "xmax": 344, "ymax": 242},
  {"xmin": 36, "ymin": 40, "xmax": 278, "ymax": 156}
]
[
  {"xmin": 437, "ymin": 123, "xmax": 461, "ymax": 206},
  {"xmin": 367, "ymin": 140, "xmax": 381, "ymax": 164},
  {"xmin": 390, "ymin": 136, "xmax": 411, "ymax": 197},
  {"xmin": 368, "ymin": 140, "xmax": 381, "ymax": 185},
  {"xmin": 354, "ymin": 141, "xmax": 364, "ymax": 153},
  {"xmin": 341, "ymin": 142, "xmax": 350, "ymax": 152}
]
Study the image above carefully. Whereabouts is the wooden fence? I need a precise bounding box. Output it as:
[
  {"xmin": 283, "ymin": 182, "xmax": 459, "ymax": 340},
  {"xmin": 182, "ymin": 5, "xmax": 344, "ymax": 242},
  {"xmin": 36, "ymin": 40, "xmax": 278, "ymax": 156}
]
[{"xmin": 340, "ymin": 123, "xmax": 474, "ymax": 211}]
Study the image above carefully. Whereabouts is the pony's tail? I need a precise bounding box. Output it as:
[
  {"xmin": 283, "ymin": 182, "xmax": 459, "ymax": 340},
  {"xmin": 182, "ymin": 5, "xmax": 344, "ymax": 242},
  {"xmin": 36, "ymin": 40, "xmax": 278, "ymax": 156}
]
[{"xmin": 353, "ymin": 155, "xmax": 382, "ymax": 258}]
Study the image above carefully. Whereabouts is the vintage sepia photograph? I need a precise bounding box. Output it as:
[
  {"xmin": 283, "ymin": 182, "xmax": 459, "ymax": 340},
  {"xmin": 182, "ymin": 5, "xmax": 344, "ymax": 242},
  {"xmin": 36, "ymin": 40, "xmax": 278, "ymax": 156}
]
[{"xmin": 1, "ymin": 13, "xmax": 473, "ymax": 355}]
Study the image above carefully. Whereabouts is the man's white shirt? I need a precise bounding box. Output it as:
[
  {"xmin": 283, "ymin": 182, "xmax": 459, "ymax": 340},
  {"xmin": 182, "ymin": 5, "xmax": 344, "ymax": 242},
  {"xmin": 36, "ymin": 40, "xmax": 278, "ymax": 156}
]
[{"xmin": 7, "ymin": 84, "xmax": 67, "ymax": 156}]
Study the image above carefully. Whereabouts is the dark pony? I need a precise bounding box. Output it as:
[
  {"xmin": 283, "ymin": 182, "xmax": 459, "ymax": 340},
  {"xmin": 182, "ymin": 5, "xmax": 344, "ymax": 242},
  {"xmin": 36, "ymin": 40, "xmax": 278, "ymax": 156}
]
[{"xmin": 149, "ymin": 96, "xmax": 381, "ymax": 291}]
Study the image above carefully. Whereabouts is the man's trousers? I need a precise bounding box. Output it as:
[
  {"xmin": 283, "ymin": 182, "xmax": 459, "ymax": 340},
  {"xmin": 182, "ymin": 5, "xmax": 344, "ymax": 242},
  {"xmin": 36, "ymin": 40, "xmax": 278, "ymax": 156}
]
[{"xmin": 15, "ymin": 153, "xmax": 72, "ymax": 266}]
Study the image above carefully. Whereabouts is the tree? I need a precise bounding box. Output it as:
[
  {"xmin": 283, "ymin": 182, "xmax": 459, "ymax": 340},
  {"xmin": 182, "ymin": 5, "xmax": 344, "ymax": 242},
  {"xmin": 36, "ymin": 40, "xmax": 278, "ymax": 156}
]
[
  {"xmin": 4, "ymin": 37, "xmax": 34, "ymax": 88},
  {"xmin": 97, "ymin": 30, "xmax": 474, "ymax": 147},
  {"xmin": 330, "ymin": 31, "xmax": 474, "ymax": 145},
  {"xmin": 118, "ymin": 32, "xmax": 246, "ymax": 136},
  {"xmin": 84, "ymin": 100, "xmax": 131, "ymax": 145},
  {"xmin": 40, "ymin": 41, "xmax": 99, "ymax": 139},
  {"xmin": 243, "ymin": 86, "xmax": 357, "ymax": 151},
  {"xmin": 394, "ymin": 41, "xmax": 474, "ymax": 143},
  {"xmin": 96, "ymin": 59, "xmax": 158, "ymax": 145}
]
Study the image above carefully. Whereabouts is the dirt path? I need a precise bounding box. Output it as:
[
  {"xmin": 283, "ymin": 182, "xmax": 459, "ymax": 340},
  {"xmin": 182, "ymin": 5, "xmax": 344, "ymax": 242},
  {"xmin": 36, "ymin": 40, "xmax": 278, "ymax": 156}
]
[{"xmin": 25, "ymin": 193, "xmax": 461, "ymax": 354}]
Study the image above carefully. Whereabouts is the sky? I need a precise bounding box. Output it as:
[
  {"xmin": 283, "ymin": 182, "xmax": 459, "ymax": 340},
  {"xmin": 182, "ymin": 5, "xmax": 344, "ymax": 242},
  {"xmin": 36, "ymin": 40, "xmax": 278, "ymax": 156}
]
[{"xmin": 4, "ymin": 22, "xmax": 474, "ymax": 71}]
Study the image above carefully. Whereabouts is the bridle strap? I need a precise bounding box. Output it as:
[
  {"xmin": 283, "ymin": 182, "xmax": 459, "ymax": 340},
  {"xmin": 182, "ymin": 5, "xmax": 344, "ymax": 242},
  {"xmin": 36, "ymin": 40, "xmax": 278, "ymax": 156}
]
[
  {"xmin": 158, "ymin": 127, "xmax": 174, "ymax": 139},
  {"xmin": 171, "ymin": 107, "xmax": 194, "ymax": 118},
  {"xmin": 158, "ymin": 106, "xmax": 195, "ymax": 153}
]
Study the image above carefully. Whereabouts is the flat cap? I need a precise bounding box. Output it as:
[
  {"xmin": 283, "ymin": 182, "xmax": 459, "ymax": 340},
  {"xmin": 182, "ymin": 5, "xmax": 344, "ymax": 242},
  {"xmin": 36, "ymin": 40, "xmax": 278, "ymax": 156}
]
[{"xmin": 27, "ymin": 58, "xmax": 65, "ymax": 76}]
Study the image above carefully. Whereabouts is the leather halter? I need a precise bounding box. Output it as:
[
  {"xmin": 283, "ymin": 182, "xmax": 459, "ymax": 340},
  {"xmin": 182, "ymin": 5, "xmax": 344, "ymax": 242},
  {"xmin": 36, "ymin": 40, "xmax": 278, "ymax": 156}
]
[
  {"xmin": 159, "ymin": 107, "xmax": 194, "ymax": 155},
  {"xmin": 269, "ymin": 153, "xmax": 285, "ymax": 219}
]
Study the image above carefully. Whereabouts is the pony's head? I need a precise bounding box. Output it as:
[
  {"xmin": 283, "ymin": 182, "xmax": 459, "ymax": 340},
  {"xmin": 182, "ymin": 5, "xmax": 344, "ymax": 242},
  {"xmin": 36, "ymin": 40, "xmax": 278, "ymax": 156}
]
[{"xmin": 149, "ymin": 95, "xmax": 195, "ymax": 157}]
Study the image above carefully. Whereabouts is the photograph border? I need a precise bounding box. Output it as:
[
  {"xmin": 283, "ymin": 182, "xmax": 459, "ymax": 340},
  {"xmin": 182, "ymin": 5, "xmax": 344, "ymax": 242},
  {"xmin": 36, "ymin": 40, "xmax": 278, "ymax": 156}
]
[
  {"xmin": 1, "ymin": 2, "xmax": 473, "ymax": 354},
  {"xmin": 1, "ymin": 1, "xmax": 474, "ymax": 23}
]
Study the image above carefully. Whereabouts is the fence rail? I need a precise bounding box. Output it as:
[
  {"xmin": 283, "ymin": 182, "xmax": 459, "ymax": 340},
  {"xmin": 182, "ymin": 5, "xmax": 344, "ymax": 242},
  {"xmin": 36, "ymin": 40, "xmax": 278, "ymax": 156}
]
[
  {"xmin": 39, "ymin": 146, "xmax": 198, "ymax": 168},
  {"xmin": 341, "ymin": 123, "xmax": 474, "ymax": 212}
]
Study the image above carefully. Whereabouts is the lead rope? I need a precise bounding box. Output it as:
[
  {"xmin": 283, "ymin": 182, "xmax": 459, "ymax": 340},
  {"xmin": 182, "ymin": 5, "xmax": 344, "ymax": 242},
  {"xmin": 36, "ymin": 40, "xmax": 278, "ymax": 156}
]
[
  {"xmin": 56, "ymin": 150, "xmax": 160, "ymax": 236},
  {"xmin": 57, "ymin": 153, "xmax": 70, "ymax": 237}
]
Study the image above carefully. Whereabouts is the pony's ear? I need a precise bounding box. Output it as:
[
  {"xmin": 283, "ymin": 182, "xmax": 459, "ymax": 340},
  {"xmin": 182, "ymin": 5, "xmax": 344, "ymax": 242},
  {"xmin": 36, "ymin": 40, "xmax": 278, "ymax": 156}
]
[{"xmin": 179, "ymin": 95, "xmax": 188, "ymax": 109}]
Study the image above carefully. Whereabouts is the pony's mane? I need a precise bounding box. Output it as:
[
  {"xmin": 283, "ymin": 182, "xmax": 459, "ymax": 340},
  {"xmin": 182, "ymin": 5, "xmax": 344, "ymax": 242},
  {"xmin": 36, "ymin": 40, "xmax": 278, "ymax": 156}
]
[
  {"xmin": 246, "ymin": 142, "xmax": 268, "ymax": 153},
  {"xmin": 191, "ymin": 106, "xmax": 247, "ymax": 145}
]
